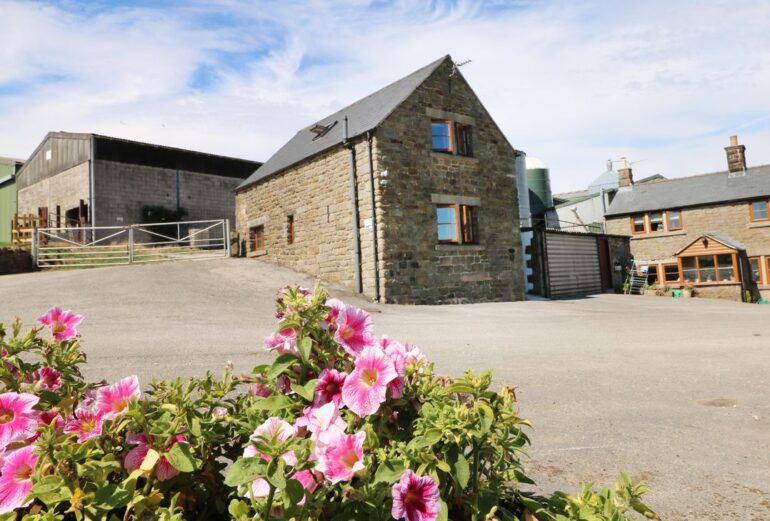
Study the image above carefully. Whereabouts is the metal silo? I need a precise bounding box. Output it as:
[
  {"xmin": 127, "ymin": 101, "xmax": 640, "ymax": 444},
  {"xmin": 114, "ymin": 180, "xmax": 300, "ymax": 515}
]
[{"xmin": 525, "ymin": 156, "xmax": 553, "ymax": 218}]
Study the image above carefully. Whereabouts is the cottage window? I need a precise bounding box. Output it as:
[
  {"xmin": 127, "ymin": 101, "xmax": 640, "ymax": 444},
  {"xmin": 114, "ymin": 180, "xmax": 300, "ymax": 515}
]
[
  {"xmin": 697, "ymin": 255, "xmax": 716, "ymax": 282},
  {"xmin": 455, "ymin": 123, "xmax": 473, "ymax": 157},
  {"xmin": 649, "ymin": 212, "xmax": 664, "ymax": 232},
  {"xmin": 646, "ymin": 265, "xmax": 659, "ymax": 285},
  {"xmin": 436, "ymin": 204, "xmax": 478, "ymax": 244},
  {"xmin": 681, "ymin": 257, "xmax": 697, "ymax": 283},
  {"xmin": 666, "ymin": 210, "xmax": 682, "ymax": 230},
  {"xmin": 750, "ymin": 200, "xmax": 769, "ymax": 221},
  {"xmin": 431, "ymin": 121, "xmax": 453, "ymax": 152},
  {"xmin": 287, "ymin": 215, "xmax": 295, "ymax": 245},
  {"xmin": 250, "ymin": 225, "xmax": 265, "ymax": 251},
  {"xmin": 631, "ymin": 215, "xmax": 646, "ymax": 234},
  {"xmin": 749, "ymin": 257, "xmax": 761, "ymax": 284},
  {"xmin": 663, "ymin": 264, "xmax": 680, "ymax": 283}
]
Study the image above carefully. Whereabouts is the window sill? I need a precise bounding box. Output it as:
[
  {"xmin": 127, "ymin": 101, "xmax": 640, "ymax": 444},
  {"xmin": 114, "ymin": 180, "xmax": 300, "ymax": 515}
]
[
  {"xmin": 678, "ymin": 281, "xmax": 740, "ymax": 287},
  {"xmin": 431, "ymin": 151, "xmax": 478, "ymax": 162},
  {"xmin": 748, "ymin": 220, "xmax": 770, "ymax": 228},
  {"xmin": 435, "ymin": 244, "xmax": 485, "ymax": 252},
  {"xmin": 247, "ymin": 249, "xmax": 267, "ymax": 258},
  {"xmin": 631, "ymin": 230, "xmax": 687, "ymax": 240}
]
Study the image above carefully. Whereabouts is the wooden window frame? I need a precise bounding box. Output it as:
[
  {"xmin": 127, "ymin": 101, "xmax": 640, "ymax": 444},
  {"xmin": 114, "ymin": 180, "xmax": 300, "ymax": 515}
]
[
  {"xmin": 436, "ymin": 204, "xmax": 460, "ymax": 244},
  {"xmin": 765, "ymin": 256, "xmax": 770, "ymax": 286},
  {"xmin": 287, "ymin": 215, "xmax": 295, "ymax": 245},
  {"xmin": 630, "ymin": 214, "xmax": 647, "ymax": 235},
  {"xmin": 249, "ymin": 225, "xmax": 266, "ymax": 252},
  {"xmin": 666, "ymin": 210, "xmax": 683, "ymax": 231},
  {"xmin": 436, "ymin": 203, "xmax": 479, "ymax": 245},
  {"xmin": 749, "ymin": 200, "xmax": 769, "ymax": 222},
  {"xmin": 455, "ymin": 123, "xmax": 473, "ymax": 157},
  {"xmin": 431, "ymin": 120, "xmax": 454, "ymax": 153},
  {"xmin": 749, "ymin": 256, "xmax": 762, "ymax": 285},
  {"xmin": 648, "ymin": 211, "xmax": 665, "ymax": 234},
  {"xmin": 663, "ymin": 263, "xmax": 680, "ymax": 284},
  {"xmin": 678, "ymin": 253, "xmax": 741, "ymax": 285}
]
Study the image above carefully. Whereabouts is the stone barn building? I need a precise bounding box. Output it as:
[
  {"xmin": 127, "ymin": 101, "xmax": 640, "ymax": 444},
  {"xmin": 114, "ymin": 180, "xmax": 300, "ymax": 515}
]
[
  {"xmin": 235, "ymin": 55, "xmax": 525, "ymax": 304},
  {"xmin": 16, "ymin": 132, "xmax": 261, "ymax": 229}
]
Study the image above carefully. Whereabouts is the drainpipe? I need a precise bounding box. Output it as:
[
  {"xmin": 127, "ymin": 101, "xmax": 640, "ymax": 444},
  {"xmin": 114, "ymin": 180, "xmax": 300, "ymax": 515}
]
[
  {"xmin": 175, "ymin": 170, "xmax": 181, "ymax": 211},
  {"xmin": 344, "ymin": 117, "xmax": 363, "ymax": 294},
  {"xmin": 366, "ymin": 131, "xmax": 381, "ymax": 302},
  {"xmin": 89, "ymin": 135, "xmax": 95, "ymax": 230}
]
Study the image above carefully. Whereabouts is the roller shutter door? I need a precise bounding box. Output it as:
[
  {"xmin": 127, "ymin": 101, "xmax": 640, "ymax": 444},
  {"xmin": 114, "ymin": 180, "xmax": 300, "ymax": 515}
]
[{"xmin": 545, "ymin": 232, "xmax": 602, "ymax": 297}]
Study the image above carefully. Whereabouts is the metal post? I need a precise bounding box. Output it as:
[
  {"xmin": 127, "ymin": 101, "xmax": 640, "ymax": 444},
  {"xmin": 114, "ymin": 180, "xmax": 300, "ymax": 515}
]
[
  {"xmin": 224, "ymin": 219, "xmax": 231, "ymax": 257},
  {"xmin": 31, "ymin": 227, "xmax": 38, "ymax": 268},
  {"xmin": 128, "ymin": 227, "xmax": 134, "ymax": 264}
]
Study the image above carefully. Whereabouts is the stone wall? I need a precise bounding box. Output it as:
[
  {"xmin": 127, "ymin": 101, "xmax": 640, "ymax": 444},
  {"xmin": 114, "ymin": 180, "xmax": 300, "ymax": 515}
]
[
  {"xmin": 234, "ymin": 139, "xmax": 378, "ymax": 295},
  {"xmin": 0, "ymin": 248, "xmax": 33, "ymax": 275},
  {"xmin": 94, "ymin": 160, "xmax": 241, "ymax": 227},
  {"xmin": 375, "ymin": 59, "xmax": 524, "ymax": 303},
  {"xmin": 17, "ymin": 161, "xmax": 90, "ymax": 219},
  {"xmin": 605, "ymin": 201, "xmax": 770, "ymax": 260}
]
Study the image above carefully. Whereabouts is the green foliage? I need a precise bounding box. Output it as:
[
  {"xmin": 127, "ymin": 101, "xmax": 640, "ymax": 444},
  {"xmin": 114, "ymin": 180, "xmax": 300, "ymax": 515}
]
[{"xmin": 0, "ymin": 286, "xmax": 659, "ymax": 520}]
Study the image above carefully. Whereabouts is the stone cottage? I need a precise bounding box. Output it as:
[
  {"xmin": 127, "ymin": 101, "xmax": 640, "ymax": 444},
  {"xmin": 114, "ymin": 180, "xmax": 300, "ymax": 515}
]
[
  {"xmin": 605, "ymin": 136, "xmax": 770, "ymax": 300},
  {"xmin": 235, "ymin": 55, "xmax": 524, "ymax": 304}
]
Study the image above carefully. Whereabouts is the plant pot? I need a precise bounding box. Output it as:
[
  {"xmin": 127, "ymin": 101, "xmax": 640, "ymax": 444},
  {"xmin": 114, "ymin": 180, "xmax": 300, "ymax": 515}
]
[{"xmin": 682, "ymin": 289, "xmax": 693, "ymax": 298}]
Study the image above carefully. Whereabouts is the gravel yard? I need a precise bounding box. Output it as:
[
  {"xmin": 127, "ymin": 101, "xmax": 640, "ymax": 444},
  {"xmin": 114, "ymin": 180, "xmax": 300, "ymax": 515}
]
[{"xmin": 1, "ymin": 258, "xmax": 768, "ymax": 520}]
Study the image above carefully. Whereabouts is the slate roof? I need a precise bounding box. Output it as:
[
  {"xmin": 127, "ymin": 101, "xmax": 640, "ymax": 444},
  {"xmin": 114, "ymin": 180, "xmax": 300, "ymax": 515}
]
[
  {"xmin": 237, "ymin": 55, "xmax": 450, "ymax": 191},
  {"xmin": 605, "ymin": 164, "xmax": 770, "ymax": 216}
]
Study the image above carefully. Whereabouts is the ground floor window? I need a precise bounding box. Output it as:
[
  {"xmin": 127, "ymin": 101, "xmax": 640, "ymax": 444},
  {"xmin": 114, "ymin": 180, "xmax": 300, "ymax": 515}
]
[
  {"xmin": 663, "ymin": 264, "xmax": 680, "ymax": 283},
  {"xmin": 250, "ymin": 225, "xmax": 265, "ymax": 251},
  {"xmin": 680, "ymin": 254, "xmax": 738, "ymax": 284},
  {"xmin": 749, "ymin": 257, "xmax": 761, "ymax": 284},
  {"xmin": 435, "ymin": 204, "xmax": 478, "ymax": 244},
  {"xmin": 644, "ymin": 265, "xmax": 659, "ymax": 285}
]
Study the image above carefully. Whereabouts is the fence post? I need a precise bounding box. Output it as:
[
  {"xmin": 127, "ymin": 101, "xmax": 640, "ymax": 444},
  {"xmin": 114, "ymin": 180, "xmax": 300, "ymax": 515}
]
[
  {"xmin": 31, "ymin": 227, "xmax": 38, "ymax": 268},
  {"xmin": 224, "ymin": 219, "xmax": 231, "ymax": 257},
  {"xmin": 128, "ymin": 227, "xmax": 134, "ymax": 264}
]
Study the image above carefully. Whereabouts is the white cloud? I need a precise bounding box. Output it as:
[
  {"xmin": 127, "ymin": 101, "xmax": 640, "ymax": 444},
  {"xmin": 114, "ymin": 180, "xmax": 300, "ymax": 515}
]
[{"xmin": 1, "ymin": 0, "xmax": 769, "ymax": 191}]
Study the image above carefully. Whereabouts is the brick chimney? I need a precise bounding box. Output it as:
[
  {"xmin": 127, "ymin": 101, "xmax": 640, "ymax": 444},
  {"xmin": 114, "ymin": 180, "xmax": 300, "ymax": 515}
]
[
  {"xmin": 617, "ymin": 157, "xmax": 633, "ymax": 188},
  {"xmin": 725, "ymin": 135, "xmax": 746, "ymax": 174}
]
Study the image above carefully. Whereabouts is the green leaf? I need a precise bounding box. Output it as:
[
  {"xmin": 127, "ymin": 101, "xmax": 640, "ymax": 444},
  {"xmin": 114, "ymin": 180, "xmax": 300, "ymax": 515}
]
[
  {"xmin": 267, "ymin": 354, "xmax": 298, "ymax": 380},
  {"xmin": 165, "ymin": 442, "xmax": 199, "ymax": 473},
  {"xmin": 94, "ymin": 484, "xmax": 132, "ymax": 509},
  {"xmin": 444, "ymin": 382, "xmax": 474, "ymax": 395},
  {"xmin": 228, "ymin": 499, "xmax": 251, "ymax": 518},
  {"xmin": 373, "ymin": 460, "xmax": 406, "ymax": 484},
  {"xmin": 225, "ymin": 457, "xmax": 267, "ymax": 487},
  {"xmin": 266, "ymin": 459, "xmax": 286, "ymax": 490},
  {"xmin": 291, "ymin": 379, "xmax": 318, "ymax": 402},
  {"xmin": 407, "ymin": 429, "xmax": 442, "ymax": 451},
  {"xmin": 436, "ymin": 499, "xmax": 449, "ymax": 521},
  {"xmin": 477, "ymin": 403, "xmax": 494, "ymax": 433},
  {"xmin": 252, "ymin": 395, "xmax": 293, "ymax": 412},
  {"xmin": 284, "ymin": 479, "xmax": 305, "ymax": 506},
  {"xmin": 298, "ymin": 336, "xmax": 312, "ymax": 364},
  {"xmin": 451, "ymin": 452, "xmax": 470, "ymax": 489},
  {"xmin": 190, "ymin": 418, "xmax": 202, "ymax": 437}
]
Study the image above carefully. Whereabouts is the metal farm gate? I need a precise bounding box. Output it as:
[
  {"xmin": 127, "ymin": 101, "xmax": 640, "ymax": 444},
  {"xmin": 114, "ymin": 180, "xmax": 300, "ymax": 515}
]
[
  {"xmin": 544, "ymin": 231, "xmax": 602, "ymax": 297},
  {"xmin": 33, "ymin": 219, "xmax": 229, "ymax": 269}
]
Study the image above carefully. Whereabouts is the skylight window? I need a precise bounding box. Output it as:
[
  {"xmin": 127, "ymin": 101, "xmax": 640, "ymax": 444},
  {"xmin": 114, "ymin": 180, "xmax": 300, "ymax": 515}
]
[{"xmin": 309, "ymin": 120, "xmax": 337, "ymax": 140}]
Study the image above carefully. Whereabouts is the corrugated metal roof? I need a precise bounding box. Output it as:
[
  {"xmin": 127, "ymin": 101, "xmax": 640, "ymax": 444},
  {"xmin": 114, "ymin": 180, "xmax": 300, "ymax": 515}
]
[
  {"xmin": 605, "ymin": 164, "xmax": 770, "ymax": 216},
  {"xmin": 237, "ymin": 55, "xmax": 450, "ymax": 191}
]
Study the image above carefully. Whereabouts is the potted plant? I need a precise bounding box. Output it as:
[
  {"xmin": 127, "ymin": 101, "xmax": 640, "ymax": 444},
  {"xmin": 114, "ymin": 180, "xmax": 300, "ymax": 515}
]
[{"xmin": 682, "ymin": 284, "xmax": 694, "ymax": 298}]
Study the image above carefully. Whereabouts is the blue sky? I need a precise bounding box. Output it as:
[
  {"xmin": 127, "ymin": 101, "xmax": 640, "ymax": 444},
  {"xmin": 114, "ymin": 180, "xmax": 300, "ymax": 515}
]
[{"xmin": 1, "ymin": 0, "xmax": 769, "ymax": 191}]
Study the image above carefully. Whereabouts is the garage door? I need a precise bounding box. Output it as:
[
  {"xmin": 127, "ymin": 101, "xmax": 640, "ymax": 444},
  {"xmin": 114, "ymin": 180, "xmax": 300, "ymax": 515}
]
[{"xmin": 545, "ymin": 232, "xmax": 602, "ymax": 297}]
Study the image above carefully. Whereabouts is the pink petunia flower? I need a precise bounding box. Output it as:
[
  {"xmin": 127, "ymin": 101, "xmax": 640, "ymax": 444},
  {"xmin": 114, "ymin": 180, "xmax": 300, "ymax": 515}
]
[
  {"xmin": 313, "ymin": 369, "xmax": 347, "ymax": 407},
  {"xmin": 314, "ymin": 429, "xmax": 366, "ymax": 484},
  {"xmin": 404, "ymin": 344, "xmax": 427, "ymax": 368},
  {"xmin": 391, "ymin": 469, "xmax": 441, "ymax": 521},
  {"xmin": 0, "ymin": 393, "xmax": 39, "ymax": 449},
  {"xmin": 63, "ymin": 408, "xmax": 103, "ymax": 443},
  {"xmin": 341, "ymin": 348, "xmax": 397, "ymax": 417},
  {"xmin": 243, "ymin": 417, "xmax": 297, "ymax": 498},
  {"xmin": 37, "ymin": 306, "xmax": 83, "ymax": 341},
  {"xmin": 322, "ymin": 298, "xmax": 345, "ymax": 330},
  {"xmin": 293, "ymin": 469, "xmax": 319, "ymax": 505},
  {"xmin": 34, "ymin": 367, "xmax": 62, "ymax": 391},
  {"xmin": 305, "ymin": 402, "xmax": 346, "ymax": 442},
  {"xmin": 382, "ymin": 338, "xmax": 407, "ymax": 399},
  {"xmin": 0, "ymin": 445, "xmax": 38, "ymax": 514},
  {"xmin": 264, "ymin": 329, "xmax": 299, "ymax": 357},
  {"xmin": 334, "ymin": 306, "xmax": 373, "ymax": 357},
  {"xmin": 124, "ymin": 433, "xmax": 187, "ymax": 482},
  {"xmin": 96, "ymin": 376, "xmax": 140, "ymax": 420}
]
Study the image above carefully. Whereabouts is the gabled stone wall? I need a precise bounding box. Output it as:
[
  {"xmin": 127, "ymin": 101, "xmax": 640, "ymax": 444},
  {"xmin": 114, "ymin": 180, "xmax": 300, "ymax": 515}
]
[{"xmin": 375, "ymin": 59, "xmax": 524, "ymax": 303}]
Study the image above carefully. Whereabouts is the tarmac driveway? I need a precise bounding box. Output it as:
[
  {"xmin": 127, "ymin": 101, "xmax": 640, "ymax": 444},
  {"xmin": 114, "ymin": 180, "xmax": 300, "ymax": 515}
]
[{"xmin": 0, "ymin": 258, "xmax": 768, "ymax": 520}]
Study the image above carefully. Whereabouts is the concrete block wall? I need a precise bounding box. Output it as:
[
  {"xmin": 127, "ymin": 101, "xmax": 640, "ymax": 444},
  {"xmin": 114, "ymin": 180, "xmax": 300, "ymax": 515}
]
[
  {"xmin": 94, "ymin": 160, "xmax": 241, "ymax": 227},
  {"xmin": 16, "ymin": 161, "xmax": 90, "ymax": 219}
]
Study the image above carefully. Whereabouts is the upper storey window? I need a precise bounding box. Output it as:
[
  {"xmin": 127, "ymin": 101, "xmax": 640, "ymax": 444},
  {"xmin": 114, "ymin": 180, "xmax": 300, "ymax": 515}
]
[
  {"xmin": 431, "ymin": 120, "xmax": 473, "ymax": 157},
  {"xmin": 750, "ymin": 200, "xmax": 769, "ymax": 221}
]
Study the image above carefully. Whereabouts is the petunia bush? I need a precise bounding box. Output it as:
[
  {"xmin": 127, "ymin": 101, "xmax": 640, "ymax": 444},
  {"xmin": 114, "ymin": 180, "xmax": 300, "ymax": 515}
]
[{"xmin": 0, "ymin": 287, "xmax": 659, "ymax": 521}]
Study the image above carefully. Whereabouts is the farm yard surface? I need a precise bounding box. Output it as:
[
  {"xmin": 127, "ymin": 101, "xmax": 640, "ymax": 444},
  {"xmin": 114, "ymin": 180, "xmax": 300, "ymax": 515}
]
[{"xmin": 0, "ymin": 258, "xmax": 768, "ymax": 520}]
